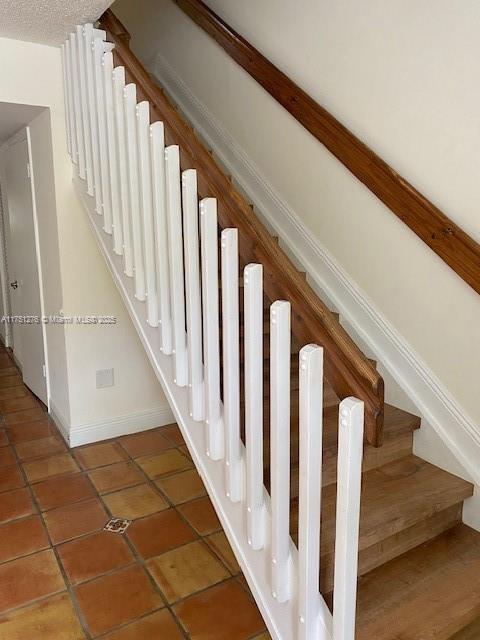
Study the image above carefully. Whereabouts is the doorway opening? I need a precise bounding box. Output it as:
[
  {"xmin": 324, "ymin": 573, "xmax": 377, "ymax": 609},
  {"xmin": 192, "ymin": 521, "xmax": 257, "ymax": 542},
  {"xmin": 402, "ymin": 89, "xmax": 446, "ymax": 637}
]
[{"xmin": 0, "ymin": 102, "xmax": 50, "ymax": 405}]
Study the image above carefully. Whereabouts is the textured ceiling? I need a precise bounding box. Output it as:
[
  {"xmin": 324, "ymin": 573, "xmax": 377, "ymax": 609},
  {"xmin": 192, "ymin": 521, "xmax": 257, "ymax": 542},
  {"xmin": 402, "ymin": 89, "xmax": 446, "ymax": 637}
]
[{"xmin": 0, "ymin": 0, "xmax": 113, "ymax": 46}]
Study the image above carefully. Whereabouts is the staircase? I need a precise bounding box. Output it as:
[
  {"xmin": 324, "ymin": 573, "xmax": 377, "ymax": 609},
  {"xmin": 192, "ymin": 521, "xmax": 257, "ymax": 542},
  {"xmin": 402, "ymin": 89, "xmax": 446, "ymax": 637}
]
[
  {"xmin": 236, "ymin": 260, "xmax": 478, "ymax": 638},
  {"xmin": 62, "ymin": 13, "xmax": 480, "ymax": 639}
]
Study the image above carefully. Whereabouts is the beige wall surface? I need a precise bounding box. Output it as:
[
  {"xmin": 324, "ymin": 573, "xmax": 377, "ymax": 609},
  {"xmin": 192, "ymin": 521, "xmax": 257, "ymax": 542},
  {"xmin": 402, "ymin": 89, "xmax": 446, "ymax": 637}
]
[
  {"xmin": 0, "ymin": 35, "xmax": 169, "ymax": 430},
  {"xmin": 113, "ymin": 0, "xmax": 480, "ymax": 434}
]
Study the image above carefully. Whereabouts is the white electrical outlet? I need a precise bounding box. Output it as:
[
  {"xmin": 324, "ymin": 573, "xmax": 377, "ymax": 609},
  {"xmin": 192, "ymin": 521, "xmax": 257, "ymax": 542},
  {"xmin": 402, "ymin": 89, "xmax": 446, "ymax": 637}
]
[{"xmin": 96, "ymin": 368, "xmax": 114, "ymax": 389}]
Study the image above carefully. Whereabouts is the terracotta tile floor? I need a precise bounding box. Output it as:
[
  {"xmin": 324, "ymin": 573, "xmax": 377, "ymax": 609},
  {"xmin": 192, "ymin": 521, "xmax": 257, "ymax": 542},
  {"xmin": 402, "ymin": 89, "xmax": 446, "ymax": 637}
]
[{"xmin": 0, "ymin": 346, "xmax": 269, "ymax": 639}]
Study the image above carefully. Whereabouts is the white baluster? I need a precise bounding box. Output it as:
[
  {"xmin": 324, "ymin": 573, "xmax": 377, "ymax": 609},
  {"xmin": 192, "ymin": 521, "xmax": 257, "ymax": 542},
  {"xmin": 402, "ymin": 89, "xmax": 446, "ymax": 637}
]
[
  {"xmin": 270, "ymin": 299, "xmax": 292, "ymax": 602},
  {"xmin": 76, "ymin": 25, "xmax": 93, "ymax": 195},
  {"xmin": 244, "ymin": 263, "xmax": 265, "ymax": 549},
  {"xmin": 165, "ymin": 145, "xmax": 187, "ymax": 385},
  {"xmin": 93, "ymin": 37, "xmax": 113, "ymax": 233},
  {"xmin": 333, "ymin": 397, "xmax": 364, "ymax": 640},
  {"xmin": 83, "ymin": 24, "xmax": 102, "ymax": 214},
  {"xmin": 151, "ymin": 122, "xmax": 172, "ymax": 354},
  {"xmin": 137, "ymin": 101, "xmax": 158, "ymax": 326},
  {"xmin": 200, "ymin": 198, "xmax": 223, "ymax": 460},
  {"xmin": 298, "ymin": 344, "xmax": 323, "ymax": 640},
  {"xmin": 221, "ymin": 228, "xmax": 243, "ymax": 502},
  {"xmin": 64, "ymin": 39, "xmax": 77, "ymax": 162},
  {"xmin": 61, "ymin": 44, "xmax": 72, "ymax": 156},
  {"xmin": 69, "ymin": 32, "xmax": 85, "ymax": 176},
  {"xmin": 182, "ymin": 169, "xmax": 204, "ymax": 420},
  {"xmin": 124, "ymin": 83, "xmax": 146, "ymax": 300},
  {"xmin": 112, "ymin": 66, "xmax": 133, "ymax": 276},
  {"xmin": 104, "ymin": 51, "xmax": 123, "ymax": 256}
]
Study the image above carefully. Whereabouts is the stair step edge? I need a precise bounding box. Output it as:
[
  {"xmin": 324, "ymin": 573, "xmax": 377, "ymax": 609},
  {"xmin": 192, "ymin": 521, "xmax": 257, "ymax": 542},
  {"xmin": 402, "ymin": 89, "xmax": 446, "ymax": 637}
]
[
  {"xmin": 353, "ymin": 523, "xmax": 480, "ymax": 640},
  {"xmin": 290, "ymin": 455, "xmax": 474, "ymax": 556}
]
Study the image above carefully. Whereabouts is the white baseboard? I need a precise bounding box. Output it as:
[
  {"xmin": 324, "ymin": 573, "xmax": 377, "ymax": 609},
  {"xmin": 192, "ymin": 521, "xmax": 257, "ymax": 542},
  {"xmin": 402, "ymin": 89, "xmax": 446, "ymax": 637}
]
[
  {"xmin": 153, "ymin": 52, "xmax": 480, "ymax": 490},
  {"xmin": 49, "ymin": 400, "xmax": 70, "ymax": 445},
  {"xmin": 50, "ymin": 399, "xmax": 175, "ymax": 447}
]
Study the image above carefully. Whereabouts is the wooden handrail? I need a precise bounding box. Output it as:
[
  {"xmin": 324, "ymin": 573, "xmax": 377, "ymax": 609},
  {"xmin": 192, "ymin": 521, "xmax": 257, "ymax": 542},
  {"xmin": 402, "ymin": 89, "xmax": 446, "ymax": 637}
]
[
  {"xmin": 100, "ymin": 9, "xmax": 384, "ymax": 445},
  {"xmin": 172, "ymin": 0, "xmax": 480, "ymax": 297}
]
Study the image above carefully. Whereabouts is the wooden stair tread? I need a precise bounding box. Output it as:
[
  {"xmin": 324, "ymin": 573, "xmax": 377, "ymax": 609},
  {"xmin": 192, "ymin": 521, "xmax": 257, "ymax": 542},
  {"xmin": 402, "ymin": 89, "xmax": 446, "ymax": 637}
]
[
  {"xmin": 354, "ymin": 524, "xmax": 480, "ymax": 640},
  {"xmin": 319, "ymin": 455, "xmax": 471, "ymax": 554},
  {"xmin": 288, "ymin": 456, "xmax": 472, "ymax": 584}
]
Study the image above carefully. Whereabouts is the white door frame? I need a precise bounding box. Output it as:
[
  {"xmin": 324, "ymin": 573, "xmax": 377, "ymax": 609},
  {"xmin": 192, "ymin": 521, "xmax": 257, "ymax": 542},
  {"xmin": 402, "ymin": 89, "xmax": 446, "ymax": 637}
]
[
  {"xmin": 0, "ymin": 126, "xmax": 50, "ymax": 408},
  {"xmin": 26, "ymin": 125, "xmax": 51, "ymax": 408},
  {"xmin": 0, "ymin": 167, "xmax": 12, "ymax": 348}
]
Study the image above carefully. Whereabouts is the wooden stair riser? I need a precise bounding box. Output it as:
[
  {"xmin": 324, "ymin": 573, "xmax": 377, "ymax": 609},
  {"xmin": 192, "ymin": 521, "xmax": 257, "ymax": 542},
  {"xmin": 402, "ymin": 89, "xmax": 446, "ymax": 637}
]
[
  {"xmin": 320, "ymin": 503, "xmax": 462, "ymax": 594},
  {"xmin": 449, "ymin": 617, "xmax": 480, "ymax": 640}
]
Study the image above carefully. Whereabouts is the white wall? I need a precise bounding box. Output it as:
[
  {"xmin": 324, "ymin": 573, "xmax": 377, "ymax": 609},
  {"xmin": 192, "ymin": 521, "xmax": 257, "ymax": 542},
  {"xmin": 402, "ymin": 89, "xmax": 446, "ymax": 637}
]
[
  {"xmin": 0, "ymin": 35, "xmax": 172, "ymax": 437},
  {"xmin": 112, "ymin": 0, "xmax": 480, "ymax": 436}
]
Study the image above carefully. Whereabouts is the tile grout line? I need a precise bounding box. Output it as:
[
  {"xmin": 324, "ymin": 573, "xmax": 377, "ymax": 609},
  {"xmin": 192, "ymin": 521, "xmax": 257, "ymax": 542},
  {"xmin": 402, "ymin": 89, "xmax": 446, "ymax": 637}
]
[
  {"xmin": 7, "ymin": 417, "xmax": 95, "ymax": 640},
  {"xmin": 96, "ymin": 475, "xmax": 190, "ymax": 639},
  {"xmin": 67, "ymin": 431, "xmax": 192, "ymax": 631},
  {"xmin": 113, "ymin": 437, "xmax": 206, "ymax": 638},
  {"xmin": 90, "ymin": 430, "xmax": 265, "ymax": 635},
  {"xmin": 0, "ymin": 351, "xmax": 267, "ymax": 638},
  {"xmin": 0, "ymin": 354, "xmax": 94, "ymax": 638},
  {"xmin": 117, "ymin": 437, "xmax": 266, "ymax": 636},
  {"xmin": 108, "ymin": 435, "xmax": 250, "ymax": 637}
]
